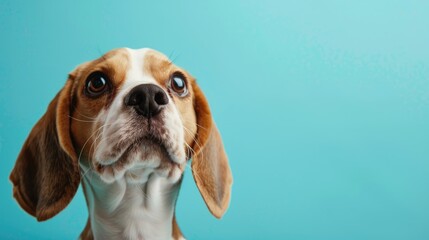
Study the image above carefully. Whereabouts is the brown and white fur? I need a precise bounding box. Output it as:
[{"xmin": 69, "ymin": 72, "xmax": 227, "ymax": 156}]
[{"xmin": 10, "ymin": 48, "xmax": 233, "ymax": 240}]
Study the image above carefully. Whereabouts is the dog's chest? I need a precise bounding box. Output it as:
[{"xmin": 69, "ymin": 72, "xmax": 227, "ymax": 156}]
[{"xmin": 84, "ymin": 174, "xmax": 178, "ymax": 240}]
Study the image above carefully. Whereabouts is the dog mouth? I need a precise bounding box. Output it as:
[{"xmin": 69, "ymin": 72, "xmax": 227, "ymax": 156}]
[
  {"xmin": 96, "ymin": 134, "xmax": 171, "ymax": 167},
  {"xmin": 93, "ymin": 132, "xmax": 185, "ymax": 184}
]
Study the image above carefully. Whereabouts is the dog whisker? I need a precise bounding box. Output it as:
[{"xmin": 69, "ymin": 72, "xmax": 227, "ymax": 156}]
[
  {"xmin": 69, "ymin": 116, "xmax": 98, "ymax": 123},
  {"xmin": 194, "ymin": 122, "xmax": 208, "ymax": 131},
  {"xmin": 79, "ymin": 123, "xmax": 112, "ymax": 181},
  {"xmin": 182, "ymin": 125, "xmax": 204, "ymax": 161},
  {"xmin": 75, "ymin": 109, "xmax": 98, "ymax": 120}
]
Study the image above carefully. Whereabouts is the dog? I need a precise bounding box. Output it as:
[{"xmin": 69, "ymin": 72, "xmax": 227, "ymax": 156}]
[{"xmin": 10, "ymin": 48, "xmax": 233, "ymax": 240}]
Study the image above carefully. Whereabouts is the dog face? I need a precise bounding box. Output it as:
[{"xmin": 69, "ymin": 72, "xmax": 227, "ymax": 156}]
[
  {"xmin": 71, "ymin": 48, "xmax": 197, "ymax": 184},
  {"xmin": 10, "ymin": 48, "xmax": 232, "ymax": 221}
]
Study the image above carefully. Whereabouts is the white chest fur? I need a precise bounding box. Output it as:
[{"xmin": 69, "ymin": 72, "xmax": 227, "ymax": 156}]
[{"xmin": 82, "ymin": 168, "xmax": 180, "ymax": 240}]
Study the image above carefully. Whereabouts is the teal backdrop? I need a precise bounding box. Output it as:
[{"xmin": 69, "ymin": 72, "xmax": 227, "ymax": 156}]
[{"xmin": 1, "ymin": 1, "xmax": 428, "ymax": 239}]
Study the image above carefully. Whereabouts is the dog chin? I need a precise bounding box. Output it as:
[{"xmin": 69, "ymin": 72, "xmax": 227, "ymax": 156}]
[
  {"xmin": 97, "ymin": 164, "xmax": 184, "ymax": 185},
  {"xmin": 94, "ymin": 140, "xmax": 186, "ymax": 184}
]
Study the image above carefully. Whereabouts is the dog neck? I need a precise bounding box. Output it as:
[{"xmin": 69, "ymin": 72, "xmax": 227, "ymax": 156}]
[{"xmin": 79, "ymin": 163, "xmax": 183, "ymax": 240}]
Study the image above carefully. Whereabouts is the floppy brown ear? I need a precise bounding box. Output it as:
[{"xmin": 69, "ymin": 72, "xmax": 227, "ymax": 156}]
[
  {"xmin": 10, "ymin": 78, "xmax": 80, "ymax": 221},
  {"xmin": 191, "ymin": 81, "xmax": 233, "ymax": 219}
]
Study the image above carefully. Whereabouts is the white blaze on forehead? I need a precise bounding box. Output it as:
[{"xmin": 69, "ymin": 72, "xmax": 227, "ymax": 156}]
[
  {"xmin": 123, "ymin": 48, "xmax": 154, "ymax": 89},
  {"xmin": 122, "ymin": 48, "xmax": 159, "ymax": 91}
]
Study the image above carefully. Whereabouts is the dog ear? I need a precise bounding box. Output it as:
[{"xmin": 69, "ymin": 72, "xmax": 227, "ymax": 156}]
[
  {"xmin": 10, "ymin": 77, "xmax": 80, "ymax": 221},
  {"xmin": 190, "ymin": 81, "xmax": 233, "ymax": 219}
]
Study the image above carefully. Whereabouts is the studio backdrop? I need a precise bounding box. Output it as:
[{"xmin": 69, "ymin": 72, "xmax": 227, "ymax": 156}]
[{"xmin": 1, "ymin": 1, "xmax": 428, "ymax": 239}]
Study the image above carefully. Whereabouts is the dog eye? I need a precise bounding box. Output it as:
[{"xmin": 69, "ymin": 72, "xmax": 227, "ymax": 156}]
[
  {"xmin": 85, "ymin": 72, "xmax": 110, "ymax": 97},
  {"xmin": 169, "ymin": 73, "xmax": 188, "ymax": 97}
]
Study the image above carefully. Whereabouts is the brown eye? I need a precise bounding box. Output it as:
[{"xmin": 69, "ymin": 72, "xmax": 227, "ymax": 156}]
[
  {"xmin": 85, "ymin": 72, "xmax": 110, "ymax": 97},
  {"xmin": 169, "ymin": 73, "xmax": 188, "ymax": 97}
]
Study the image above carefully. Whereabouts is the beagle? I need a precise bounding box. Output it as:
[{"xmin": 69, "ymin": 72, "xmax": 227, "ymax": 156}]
[{"xmin": 10, "ymin": 48, "xmax": 233, "ymax": 240}]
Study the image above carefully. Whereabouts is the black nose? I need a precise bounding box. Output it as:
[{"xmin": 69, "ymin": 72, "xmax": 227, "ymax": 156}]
[{"xmin": 124, "ymin": 84, "xmax": 169, "ymax": 117}]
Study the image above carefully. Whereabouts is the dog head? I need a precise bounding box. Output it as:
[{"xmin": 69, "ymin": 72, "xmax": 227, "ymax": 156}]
[{"xmin": 10, "ymin": 48, "xmax": 232, "ymax": 221}]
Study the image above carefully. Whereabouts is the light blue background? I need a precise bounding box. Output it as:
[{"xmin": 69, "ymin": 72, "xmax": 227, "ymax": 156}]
[{"xmin": 1, "ymin": 1, "xmax": 428, "ymax": 239}]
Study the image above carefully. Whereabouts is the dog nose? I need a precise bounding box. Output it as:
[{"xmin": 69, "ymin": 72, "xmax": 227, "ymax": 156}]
[{"xmin": 124, "ymin": 84, "xmax": 169, "ymax": 117}]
